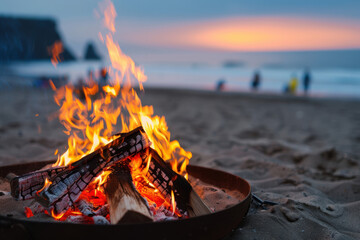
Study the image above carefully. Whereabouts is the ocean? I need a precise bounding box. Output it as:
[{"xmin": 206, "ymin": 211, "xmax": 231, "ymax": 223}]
[{"xmin": 1, "ymin": 49, "xmax": 360, "ymax": 97}]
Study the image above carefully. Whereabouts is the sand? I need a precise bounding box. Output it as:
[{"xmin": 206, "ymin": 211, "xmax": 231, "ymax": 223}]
[{"xmin": 0, "ymin": 88, "xmax": 359, "ymax": 239}]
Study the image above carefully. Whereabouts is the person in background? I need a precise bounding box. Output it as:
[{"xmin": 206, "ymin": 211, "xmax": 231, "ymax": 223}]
[
  {"xmin": 216, "ymin": 78, "xmax": 226, "ymax": 91},
  {"xmin": 289, "ymin": 73, "xmax": 298, "ymax": 94},
  {"xmin": 251, "ymin": 70, "xmax": 261, "ymax": 91},
  {"xmin": 303, "ymin": 69, "xmax": 311, "ymax": 95}
]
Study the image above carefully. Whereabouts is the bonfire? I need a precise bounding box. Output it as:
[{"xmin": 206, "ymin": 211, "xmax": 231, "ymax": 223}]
[{"xmin": 9, "ymin": 0, "xmax": 212, "ymax": 224}]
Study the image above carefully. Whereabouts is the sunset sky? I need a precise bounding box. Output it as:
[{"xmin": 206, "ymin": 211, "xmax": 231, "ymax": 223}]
[{"xmin": 1, "ymin": 0, "xmax": 360, "ymax": 56}]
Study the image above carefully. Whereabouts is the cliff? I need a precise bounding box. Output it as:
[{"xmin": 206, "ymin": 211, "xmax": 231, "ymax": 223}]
[{"xmin": 0, "ymin": 16, "xmax": 75, "ymax": 62}]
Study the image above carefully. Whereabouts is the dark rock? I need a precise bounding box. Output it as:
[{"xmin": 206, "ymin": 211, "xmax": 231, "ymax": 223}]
[
  {"xmin": 84, "ymin": 42, "xmax": 101, "ymax": 60},
  {"xmin": 0, "ymin": 16, "xmax": 75, "ymax": 62}
]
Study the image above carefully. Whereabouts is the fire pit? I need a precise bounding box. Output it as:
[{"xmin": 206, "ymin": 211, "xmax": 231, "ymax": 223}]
[
  {"xmin": 0, "ymin": 160, "xmax": 251, "ymax": 240},
  {"xmin": 1, "ymin": 1, "xmax": 252, "ymax": 239}
]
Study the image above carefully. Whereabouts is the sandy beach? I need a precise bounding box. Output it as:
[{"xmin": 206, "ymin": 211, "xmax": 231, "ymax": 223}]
[{"xmin": 0, "ymin": 88, "xmax": 359, "ymax": 239}]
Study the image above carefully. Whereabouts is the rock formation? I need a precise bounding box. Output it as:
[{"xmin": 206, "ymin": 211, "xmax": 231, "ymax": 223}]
[
  {"xmin": 84, "ymin": 42, "xmax": 101, "ymax": 60},
  {"xmin": 0, "ymin": 16, "xmax": 75, "ymax": 62}
]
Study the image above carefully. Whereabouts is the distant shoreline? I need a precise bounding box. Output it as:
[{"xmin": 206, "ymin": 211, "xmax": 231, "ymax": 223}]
[
  {"xmin": 1, "ymin": 60, "xmax": 359, "ymax": 99},
  {"xmin": 142, "ymin": 86, "xmax": 360, "ymax": 102}
]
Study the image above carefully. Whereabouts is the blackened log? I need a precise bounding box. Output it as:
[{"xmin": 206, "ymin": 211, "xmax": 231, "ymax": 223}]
[
  {"xmin": 9, "ymin": 128, "xmax": 146, "ymax": 201},
  {"xmin": 104, "ymin": 162, "xmax": 153, "ymax": 224},
  {"xmin": 139, "ymin": 149, "xmax": 211, "ymax": 217},
  {"xmin": 66, "ymin": 215, "xmax": 110, "ymax": 224},
  {"xmin": 9, "ymin": 166, "xmax": 67, "ymax": 200},
  {"xmin": 27, "ymin": 201, "xmax": 46, "ymax": 215},
  {"xmin": 8, "ymin": 130, "xmax": 144, "ymax": 201},
  {"xmin": 75, "ymin": 199, "xmax": 95, "ymax": 216},
  {"xmin": 74, "ymin": 199, "xmax": 109, "ymax": 217},
  {"xmin": 94, "ymin": 204, "xmax": 109, "ymax": 217},
  {"xmin": 35, "ymin": 127, "xmax": 151, "ymax": 214}
]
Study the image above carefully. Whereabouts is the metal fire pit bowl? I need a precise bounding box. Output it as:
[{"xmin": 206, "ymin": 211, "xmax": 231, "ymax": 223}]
[{"xmin": 0, "ymin": 160, "xmax": 251, "ymax": 240}]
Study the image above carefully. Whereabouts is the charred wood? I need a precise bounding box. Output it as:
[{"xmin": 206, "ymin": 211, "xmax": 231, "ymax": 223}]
[
  {"xmin": 94, "ymin": 204, "xmax": 109, "ymax": 217},
  {"xmin": 139, "ymin": 149, "xmax": 211, "ymax": 217},
  {"xmin": 65, "ymin": 215, "xmax": 110, "ymax": 224},
  {"xmin": 35, "ymin": 127, "xmax": 151, "ymax": 214},
  {"xmin": 9, "ymin": 166, "xmax": 67, "ymax": 200},
  {"xmin": 75, "ymin": 199, "xmax": 95, "ymax": 216}
]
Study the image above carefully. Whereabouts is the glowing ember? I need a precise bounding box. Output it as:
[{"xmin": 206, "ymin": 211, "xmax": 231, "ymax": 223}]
[
  {"xmin": 43, "ymin": 0, "xmax": 192, "ymax": 222},
  {"xmin": 24, "ymin": 207, "xmax": 34, "ymax": 218}
]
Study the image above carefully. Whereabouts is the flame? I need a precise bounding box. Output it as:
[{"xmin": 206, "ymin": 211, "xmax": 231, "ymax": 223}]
[
  {"xmin": 53, "ymin": 0, "xmax": 191, "ymax": 177},
  {"xmin": 171, "ymin": 190, "xmax": 176, "ymax": 215},
  {"xmin": 47, "ymin": 0, "xmax": 191, "ymax": 221},
  {"xmin": 51, "ymin": 209, "xmax": 65, "ymax": 220},
  {"xmin": 48, "ymin": 41, "xmax": 63, "ymax": 67},
  {"xmin": 37, "ymin": 178, "xmax": 52, "ymax": 193},
  {"xmin": 49, "ymin": 79, "xmax": 57, "ymax": 91},
  {"xmin": 93, "ymin": 169, "xmax": 113, "ymax": 191}
]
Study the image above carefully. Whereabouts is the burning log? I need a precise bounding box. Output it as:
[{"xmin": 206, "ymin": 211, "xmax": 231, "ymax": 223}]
[
  {"xmin": 138, "ymin": 149, "xmax": 211, "ymax": 217},
  {"xmin": 9, "ymin": 166, "xmax": 67, "ymax": 200},
  {"xmin": 75, "ymin": 199, "xmax": 96, "ymax": 217},
  {"xmin": 8, "ymin": 129, "xmax": 139, "ymax": 201},
  {"xmin": 36, "ymin": 127, "xmax": 151, "ymax": 214},
  {"xmin": 104, "ymin": 161, "xmax": 153, "ymax": 224},
  {"xmin": 151, "ymin": 205, "xmax": 178, "ymax": 221},
  {"xmin": 94, "ymin": 204, "xmax": 109, "ymax": 217}
]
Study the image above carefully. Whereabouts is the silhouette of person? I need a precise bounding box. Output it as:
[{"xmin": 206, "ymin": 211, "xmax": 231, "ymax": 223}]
[
  {"xmin": 303, "ymin": 69, "xmax": 311, "ymax": 94},
  {"xmin": 251, "ymin": 70, "xmax": 261, "ymax": 91},
  {"xmin": 216, "ymin": 79, "xmax": 226, "ymax": 91}
]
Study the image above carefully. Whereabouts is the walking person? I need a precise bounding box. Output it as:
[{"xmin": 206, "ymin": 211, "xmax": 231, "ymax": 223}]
[
  {"xmin": 216, "ymin": 78, "xmax": 226, "ymax": 91},
  {"xmin": 251, "ymin": 70, "xmax": 261, "ymax": 91},
  {"xmin": 303, "ymin": 69, "xmax": 311, "ymax": 95}
]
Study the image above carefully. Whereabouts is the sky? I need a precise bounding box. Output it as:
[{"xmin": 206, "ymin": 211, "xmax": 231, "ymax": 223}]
[{"xmin": 1, "ymin": 0, "xmax": 360, "ymax": 58}]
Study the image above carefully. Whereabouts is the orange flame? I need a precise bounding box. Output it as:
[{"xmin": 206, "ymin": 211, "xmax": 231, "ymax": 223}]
[
  {"xmin": 48, "ymin": 41, "xmax": 63, "ymax": 67},
  {"xmin": 53, "ymin": 0, "xmax": 191, "ymax": 177},
  {"xmin": 51, "ymin": 209, "xmax": 65, "ymax": 220},
  {"xmin": 37, "ymin": 178, "xmax": 52, "ymax": 194},
  {"xmin": 47, "ymin": 0, "xmax": 191, "ymax": 221},
  {"xmin": 93, "ymin": 169, "xmax": 113, "ymax": 191}
]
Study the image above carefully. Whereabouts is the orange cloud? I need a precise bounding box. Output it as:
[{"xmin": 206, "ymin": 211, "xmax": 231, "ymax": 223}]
[{"xmin": 119, "ymin": 17, "xmax": 360, "ymax": 51}]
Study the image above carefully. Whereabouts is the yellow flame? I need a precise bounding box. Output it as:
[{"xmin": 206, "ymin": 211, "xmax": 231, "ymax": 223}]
[
  {"xmin": 93, "ymin": 169, "xmax": 113, "ymax": 191},
  {"xmin": 51, "ymin": 209, "xmax": 65, "ymax": 220},
  {"xmin": 171, "ymin": 190, "xmax": 176, "ymax": 215},
  {"xmin": 45, "ymin": 0, "xmax": 192, "ymax": 222},
  {"xmin": 38, "ymin": 178, "xmax": 52, "ymax": 193},
  {"xmin": 52, "ymin": 0, "xmax": 191, "ymax": 181}
]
